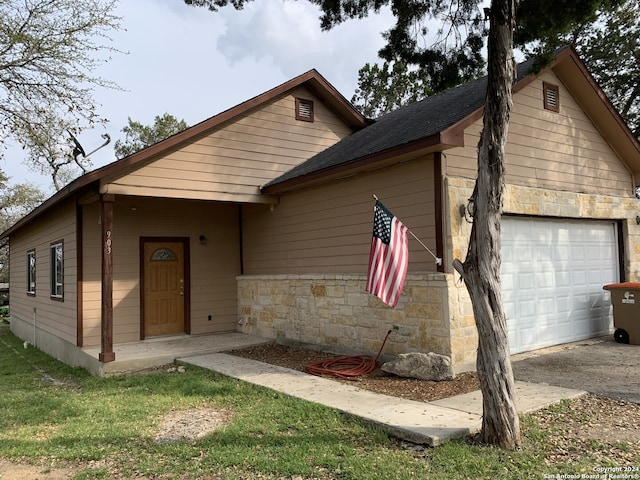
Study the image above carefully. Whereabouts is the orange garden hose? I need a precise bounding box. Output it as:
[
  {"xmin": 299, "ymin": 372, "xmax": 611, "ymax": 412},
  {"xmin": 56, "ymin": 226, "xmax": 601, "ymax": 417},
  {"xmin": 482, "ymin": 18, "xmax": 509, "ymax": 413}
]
[{"xmin": 304, "ymin": 328, "xmax": 395, "ymax": 379}]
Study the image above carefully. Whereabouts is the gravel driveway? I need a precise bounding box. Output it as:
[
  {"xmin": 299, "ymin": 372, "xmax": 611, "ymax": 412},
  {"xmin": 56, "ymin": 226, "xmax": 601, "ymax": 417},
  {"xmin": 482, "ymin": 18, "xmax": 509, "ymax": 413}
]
[{"xmin": 511, "ymin": 336, "xmax": 640, "ymax": 404}]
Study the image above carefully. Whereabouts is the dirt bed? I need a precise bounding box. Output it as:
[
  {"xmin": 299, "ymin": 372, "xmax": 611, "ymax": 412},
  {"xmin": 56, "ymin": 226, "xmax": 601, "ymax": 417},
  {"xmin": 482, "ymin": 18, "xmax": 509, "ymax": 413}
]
[{"xmin": 228, "ymin": 342, "xmax": 481, "ymax": 402}]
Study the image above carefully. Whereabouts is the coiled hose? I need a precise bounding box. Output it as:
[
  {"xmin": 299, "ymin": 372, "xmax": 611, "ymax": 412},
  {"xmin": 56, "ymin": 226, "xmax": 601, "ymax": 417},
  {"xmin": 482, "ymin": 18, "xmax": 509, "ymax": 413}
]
[{"xmin": 304, "ymin": 328, "xmax": 394, "ymax": 380}]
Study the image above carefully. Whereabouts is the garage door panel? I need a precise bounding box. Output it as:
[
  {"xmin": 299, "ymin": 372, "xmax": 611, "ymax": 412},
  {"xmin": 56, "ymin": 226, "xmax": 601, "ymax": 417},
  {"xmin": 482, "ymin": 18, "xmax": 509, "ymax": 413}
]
[
  {"xmin": 588, "ymin": 269, "xmax": 605, "ymax": 285},
  {"xmin": 553, "ymin": 245, "xmax": 570, "ymax": 261},
  {"xmin": 515, "ymin": 246, "xmax": 534, "ymax": 263},
  {"xmin": 556, "ymin": 295, "xmax": 572, "ymax": 314},
  {"xmin": 516, "ymin": 298, "xmax": 537, "ymax": 318},
  {"xmin": 571, "ymin": 268, "xmax": 588, "ymax": 288},
  {"xmin": 538, "ymin": 296, "xmax": 556, "ymax": 314},
  {"xmin": 502, "ymin": 217, "xmax": 617, "ymax": 354},
  {"xmin": 587, "ymin": 244, "xmax": 605, "ymax": 259},
  {"xmin": 537, "ymin": 271, "xmax": 554, "ymax": 288},
  {"xmin": 538, "ymin": 322, "xmax": 557, "ymax": 343},
  {"xmin": 517, "ymin": 272, "xmax": 535, "ymax": 289},
  {"xmin": 555, "ymin": 271, "xmax": 571, "ymax": 287},
  {"xmin": 571, "ymin": 245, "xmax": 586, "ymax": 261},
  {"xmin": 535, "ymin": 245, "xmax": 554, "ymax": 262}
]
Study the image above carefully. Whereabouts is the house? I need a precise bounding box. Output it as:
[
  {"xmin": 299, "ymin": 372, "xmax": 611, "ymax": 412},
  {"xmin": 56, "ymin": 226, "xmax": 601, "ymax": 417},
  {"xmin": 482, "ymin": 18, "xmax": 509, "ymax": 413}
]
[{"xmin": 3, "ymin": 46, "xmax": 640, "ymax": 375}]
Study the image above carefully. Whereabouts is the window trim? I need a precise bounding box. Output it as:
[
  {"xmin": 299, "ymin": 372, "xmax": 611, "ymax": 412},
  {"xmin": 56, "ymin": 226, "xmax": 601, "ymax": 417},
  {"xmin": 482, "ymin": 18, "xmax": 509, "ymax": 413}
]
[
  {"xmin": 295, "ymin": 97, "xmax": 314, "ymax": 122},
  {"xmin": 543, "ymin": 82, "xmax": 560, "ymax": 112},
  {"xmin": 50, "ymin": 240, "xmax": 64, "ymax": 300},
  {"xmin": 27, "ymin": 249, "xmax": 36, "ymax": 296}
]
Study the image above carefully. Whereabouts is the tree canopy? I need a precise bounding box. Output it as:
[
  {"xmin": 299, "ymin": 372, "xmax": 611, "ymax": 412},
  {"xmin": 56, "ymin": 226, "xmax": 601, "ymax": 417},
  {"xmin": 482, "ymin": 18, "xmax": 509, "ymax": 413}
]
[
  {"xmin": 0, "ymin": 0, "xmax": 122, "ymax": 187},
  {"xmin": 113, "ymin": 114, "xmax": 189, "ymax": 159},
  {"xmin": 0, "ymin": 172, "xmax": 46, "ymax": 281},
  {"xmin": 566, "ymin": 0, "xmax": 639, "ymax": 138},
  {"xmin": 349, "ymin": 1, "xmax": 638, "ymax": 135},
  {"xmin": 351, "ymin": 61, "xmax": 434, "ymax": 118}
]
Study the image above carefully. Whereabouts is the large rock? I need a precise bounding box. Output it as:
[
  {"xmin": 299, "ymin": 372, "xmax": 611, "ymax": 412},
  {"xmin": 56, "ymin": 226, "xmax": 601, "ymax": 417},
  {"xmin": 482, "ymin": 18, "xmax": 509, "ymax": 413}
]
[{"xmin": 381, "ymin": 352, "xmax": 454, "ymax": 381}]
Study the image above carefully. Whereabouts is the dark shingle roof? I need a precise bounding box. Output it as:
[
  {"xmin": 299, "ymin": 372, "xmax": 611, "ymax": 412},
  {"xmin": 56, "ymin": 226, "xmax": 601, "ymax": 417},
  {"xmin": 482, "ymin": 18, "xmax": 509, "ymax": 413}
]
[{"xmin": 265, "ymin": 56, "xmax": 540, "ymax": 190}]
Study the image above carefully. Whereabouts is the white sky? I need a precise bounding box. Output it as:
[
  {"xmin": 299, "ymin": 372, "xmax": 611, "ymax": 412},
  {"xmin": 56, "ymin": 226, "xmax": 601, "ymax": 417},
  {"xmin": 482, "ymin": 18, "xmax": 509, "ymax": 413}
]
[{"xmin": 2, "ymin": 0, "xmax": 396, "ymax": 193}]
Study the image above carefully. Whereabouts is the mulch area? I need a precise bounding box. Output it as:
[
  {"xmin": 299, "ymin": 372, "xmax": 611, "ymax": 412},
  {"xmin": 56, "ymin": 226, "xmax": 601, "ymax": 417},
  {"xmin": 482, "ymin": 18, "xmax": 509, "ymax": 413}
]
[{"xmin": 228, "ymin": 342, "xmax": 480, "ymax": 402}]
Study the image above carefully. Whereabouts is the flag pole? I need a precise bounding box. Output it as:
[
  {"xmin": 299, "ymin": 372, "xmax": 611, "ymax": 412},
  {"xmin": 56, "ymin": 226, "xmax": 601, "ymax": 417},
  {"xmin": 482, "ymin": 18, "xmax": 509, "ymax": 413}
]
[{"xmin": 372, "ymin": 194, "xmax": 442, "ymax": 266}]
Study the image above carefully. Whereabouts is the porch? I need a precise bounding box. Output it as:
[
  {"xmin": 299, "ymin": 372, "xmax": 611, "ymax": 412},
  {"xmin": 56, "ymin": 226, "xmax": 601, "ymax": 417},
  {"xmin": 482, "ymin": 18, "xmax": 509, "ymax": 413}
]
[{"xmin": 82, "ymin": 332, "xmax": 271, "ymax": 376}]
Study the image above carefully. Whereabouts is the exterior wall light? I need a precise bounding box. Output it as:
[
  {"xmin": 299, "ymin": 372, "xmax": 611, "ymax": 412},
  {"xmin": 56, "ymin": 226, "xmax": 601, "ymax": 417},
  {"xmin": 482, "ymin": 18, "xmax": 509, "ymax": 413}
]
[{"xmin": 459, "ymin": 199, "xmax": 475, "ymax": 223}]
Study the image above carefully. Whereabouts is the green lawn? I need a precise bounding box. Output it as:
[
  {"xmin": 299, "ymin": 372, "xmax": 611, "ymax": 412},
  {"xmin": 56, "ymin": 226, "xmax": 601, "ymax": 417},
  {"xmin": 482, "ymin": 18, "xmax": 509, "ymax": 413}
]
[{"xmin": 0, "ymin": 321, "xmax": 636, "ymax": 479}]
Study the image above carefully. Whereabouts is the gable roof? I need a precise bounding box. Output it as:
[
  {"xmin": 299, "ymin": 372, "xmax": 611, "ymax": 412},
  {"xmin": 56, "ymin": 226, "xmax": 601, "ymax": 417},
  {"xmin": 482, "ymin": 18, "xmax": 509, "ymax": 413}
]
[
  {"xmin": 1, "ymin": 69, "xmax": 368, "ymax": 240},
  {"xmin": 263, "ymin": 46, "xmax": 640, "ymax": 194}
]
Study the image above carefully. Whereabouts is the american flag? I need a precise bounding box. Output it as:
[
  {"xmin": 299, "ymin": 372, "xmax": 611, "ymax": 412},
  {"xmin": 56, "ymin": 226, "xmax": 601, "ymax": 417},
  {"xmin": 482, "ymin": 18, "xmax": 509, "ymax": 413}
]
[{"xmin": 365, "ymin": 200, "xmax": 409, "ymax": 307}]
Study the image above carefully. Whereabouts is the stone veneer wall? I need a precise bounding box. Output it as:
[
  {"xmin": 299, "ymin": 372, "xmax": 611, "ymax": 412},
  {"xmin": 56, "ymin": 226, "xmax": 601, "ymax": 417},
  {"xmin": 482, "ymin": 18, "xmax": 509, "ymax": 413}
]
[{"xmin": 236, "ymin": 273, "xmax": 462, "ymax": 362}]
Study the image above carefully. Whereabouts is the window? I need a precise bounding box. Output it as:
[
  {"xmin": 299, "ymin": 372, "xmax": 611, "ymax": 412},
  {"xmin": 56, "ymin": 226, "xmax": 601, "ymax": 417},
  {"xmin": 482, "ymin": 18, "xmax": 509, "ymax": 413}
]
[
  {"xmin": 543, "ymin": 82, "xmax": 559, "ymax": 112},
  {"xmin": 27, "ymin": 250, "xmax": 36, "ymax": 295},
  {"xmin": 50, "ymin": 241, "xmax": 63, "ymax": 299},
  {"xmin": 295, "ymin": 98, "xmax": 314, "ymax": 122},
  {"xmin": 151, "ymin": 248, "xmax": 177, "ymax": 261}
]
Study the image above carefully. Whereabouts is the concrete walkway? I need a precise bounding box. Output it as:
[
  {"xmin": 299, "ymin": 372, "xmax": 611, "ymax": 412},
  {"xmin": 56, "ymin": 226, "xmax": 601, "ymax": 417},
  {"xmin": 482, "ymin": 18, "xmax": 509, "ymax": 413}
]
[{"xmin": 180, "ymin": 352, "xmax": 585, "ymax": 446}]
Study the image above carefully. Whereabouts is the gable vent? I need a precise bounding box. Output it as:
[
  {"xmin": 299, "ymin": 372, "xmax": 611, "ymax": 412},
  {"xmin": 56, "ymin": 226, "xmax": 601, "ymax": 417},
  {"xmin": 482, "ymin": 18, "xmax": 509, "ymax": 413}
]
[
  {"xmin": 295, "ymin": 98, "xmax": 314, "ymax": 122},
  {"xmin": 543, "ymin": 82, "xmax": 559, "ymax": 112}
]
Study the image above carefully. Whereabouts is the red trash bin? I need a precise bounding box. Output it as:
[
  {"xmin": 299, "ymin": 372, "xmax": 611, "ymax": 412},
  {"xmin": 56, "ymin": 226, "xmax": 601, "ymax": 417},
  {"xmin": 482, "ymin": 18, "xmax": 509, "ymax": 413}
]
[{"xmin": 603, "ymin": 282, "xmax": 640, "ymax": 345}]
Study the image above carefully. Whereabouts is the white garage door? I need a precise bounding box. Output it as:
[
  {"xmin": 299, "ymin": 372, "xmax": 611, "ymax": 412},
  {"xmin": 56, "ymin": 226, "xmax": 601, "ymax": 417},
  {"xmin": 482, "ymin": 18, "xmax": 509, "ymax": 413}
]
[{"xmin": 501, "ymin": 217, "xmax": 617, "ymax": 354}]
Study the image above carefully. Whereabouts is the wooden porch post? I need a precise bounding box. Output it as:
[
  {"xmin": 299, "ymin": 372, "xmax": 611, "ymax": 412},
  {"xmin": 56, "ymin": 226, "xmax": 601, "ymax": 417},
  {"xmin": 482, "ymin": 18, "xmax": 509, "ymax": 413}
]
[{"xmin": 99, "ymin": 194, "xmax": 115, "ymax": 363}]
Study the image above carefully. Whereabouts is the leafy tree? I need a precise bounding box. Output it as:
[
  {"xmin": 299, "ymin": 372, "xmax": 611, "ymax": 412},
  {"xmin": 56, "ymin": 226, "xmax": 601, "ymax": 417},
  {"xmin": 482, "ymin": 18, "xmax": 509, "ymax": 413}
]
[
  {"xmin": 19, "ymin": 109, "xmax": 106, "ymax": 191},
  {"xmin": 187, "ymin": 0, "xmax": 623, "ymax": 448},
  {"xmin": 351, "ymin": 61, "xmax": 434, "ymax": 118},
  {"xmin": 353, "ymin": 2, "xmax": 634, "ymax": 122},
  {"xmin": 0, "ymin": 0, "xmax": 121, "ymax": 187},
  {"xmin": 0, "ymin": 173, "xmax": 47, "ymax": 281},
  {"xmin": 567, "ymin": 0, "xmax": 639, "ymax": 138},
  {"xmin": 114, "ymin": 114, "xmax": 189, "ymax": 159}
]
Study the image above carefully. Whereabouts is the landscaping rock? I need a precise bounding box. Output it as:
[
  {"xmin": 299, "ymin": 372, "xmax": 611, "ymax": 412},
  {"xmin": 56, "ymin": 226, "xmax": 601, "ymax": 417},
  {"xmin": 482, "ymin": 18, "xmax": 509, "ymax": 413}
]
[{"xmin": 381, "ymin": 352, "xmax": 455, "ymax": 381}]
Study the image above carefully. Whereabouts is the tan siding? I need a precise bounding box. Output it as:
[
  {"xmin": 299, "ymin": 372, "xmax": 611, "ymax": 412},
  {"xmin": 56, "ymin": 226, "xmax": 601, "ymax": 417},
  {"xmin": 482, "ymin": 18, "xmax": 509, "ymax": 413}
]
[
  {"xmin": 8, "ymin": 200, "xmax": 77, "ymax": 345},
  {"xmin": 243, "ymin": 157, "xmax": 438, "ymax": 274},
  {"xmin": 445, "ymin": 71, "xmax": 634, "ymax": 197},
  {"xmin": 80, "ymin": 201, "xmax": 101, "ymax": 347},
  {"xmin": 105, "ymin": 87, "xmax": 353, "ymax": 202},
  {"xmin": 81, "ymin": 198, "xmax": 240, "ymax": 347}
]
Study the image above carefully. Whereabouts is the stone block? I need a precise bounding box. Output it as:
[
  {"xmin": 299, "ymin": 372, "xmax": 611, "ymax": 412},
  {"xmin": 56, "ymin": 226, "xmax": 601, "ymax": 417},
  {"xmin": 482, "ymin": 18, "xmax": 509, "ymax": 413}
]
[
  {"xmin": 346, "ymin": 293, "xmax": 369, "ymax": 307},
  {"xmin": 326, "ymin": 285, "xmax": 345, "ymax": 297},
  {"xmin": 381, "ymin": 352, "xmax": 454, "ymax": 381},
  {"xmin": 311, "ymin": 285, "xmax": 326, "ymax": 296},
  {"xmin": 405, "ymin": 303, "xmax": 442, "ymax": 319}
]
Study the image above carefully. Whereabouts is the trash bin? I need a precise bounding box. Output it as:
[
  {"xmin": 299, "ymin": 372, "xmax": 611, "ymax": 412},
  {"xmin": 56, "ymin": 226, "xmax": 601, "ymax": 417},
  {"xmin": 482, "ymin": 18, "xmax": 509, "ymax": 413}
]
[{"xmin": 603, "ymin": 282, "xmax": 640, "ymax": 345}]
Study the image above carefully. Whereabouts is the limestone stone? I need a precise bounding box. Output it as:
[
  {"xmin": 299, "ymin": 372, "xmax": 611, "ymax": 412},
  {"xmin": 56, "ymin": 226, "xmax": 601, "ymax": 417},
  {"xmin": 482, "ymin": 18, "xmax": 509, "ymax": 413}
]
[{"xmin": 381, "ymin": 352, "xmax": 454, "ymax": 381}]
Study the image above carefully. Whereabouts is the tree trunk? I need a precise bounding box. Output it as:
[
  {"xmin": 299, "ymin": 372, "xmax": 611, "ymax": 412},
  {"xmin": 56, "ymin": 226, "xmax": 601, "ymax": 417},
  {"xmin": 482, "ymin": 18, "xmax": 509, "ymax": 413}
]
[{"xmin": 452, "ymin": 0, "xmax": 521, "ymax": 449}]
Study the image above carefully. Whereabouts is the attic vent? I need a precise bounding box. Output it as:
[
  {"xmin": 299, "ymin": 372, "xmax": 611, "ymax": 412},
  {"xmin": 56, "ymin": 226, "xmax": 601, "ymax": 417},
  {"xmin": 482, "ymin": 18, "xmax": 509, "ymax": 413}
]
[
  {"xmin": 295, "ymin": 98, "xmax": 314, "ymax": 122},
  {"xmin": 543, "ymin": 82, "xmax": 559, "ymax": 112}
]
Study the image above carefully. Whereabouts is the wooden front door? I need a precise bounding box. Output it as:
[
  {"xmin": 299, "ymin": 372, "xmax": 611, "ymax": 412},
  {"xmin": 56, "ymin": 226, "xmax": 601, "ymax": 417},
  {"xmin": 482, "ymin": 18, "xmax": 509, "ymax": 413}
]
[{"xmin": 142, "ymin": 240, "xmax": 187, "ymax": 338}]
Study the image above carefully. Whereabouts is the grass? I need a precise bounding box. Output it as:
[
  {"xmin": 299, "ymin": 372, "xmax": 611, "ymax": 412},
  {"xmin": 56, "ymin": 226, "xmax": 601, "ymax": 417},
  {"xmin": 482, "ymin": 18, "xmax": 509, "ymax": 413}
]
[{"xmin": 0, "ymin": 321, "xmax": 636, "ymax": 479}]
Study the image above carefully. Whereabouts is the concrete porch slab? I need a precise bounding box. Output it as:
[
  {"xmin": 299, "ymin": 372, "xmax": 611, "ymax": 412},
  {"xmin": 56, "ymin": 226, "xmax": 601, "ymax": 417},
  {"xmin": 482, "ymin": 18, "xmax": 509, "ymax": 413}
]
[{"xmin": 82, "ymin": 332, "xmax": 271, "ymax": 376}]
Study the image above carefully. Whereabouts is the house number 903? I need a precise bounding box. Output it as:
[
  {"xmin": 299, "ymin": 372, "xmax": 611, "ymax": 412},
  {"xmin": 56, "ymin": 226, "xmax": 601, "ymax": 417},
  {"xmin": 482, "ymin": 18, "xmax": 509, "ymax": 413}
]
[{"xmin": 105, "ymin": 230, "xmax": 112, "ymax": 255}]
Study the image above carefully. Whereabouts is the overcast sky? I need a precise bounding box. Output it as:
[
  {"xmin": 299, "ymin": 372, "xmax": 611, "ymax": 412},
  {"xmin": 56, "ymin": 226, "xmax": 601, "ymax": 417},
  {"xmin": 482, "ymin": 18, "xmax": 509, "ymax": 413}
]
[{"xmin": 2, "ymin": 0, "xmax": 397, "ymax": 193}]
